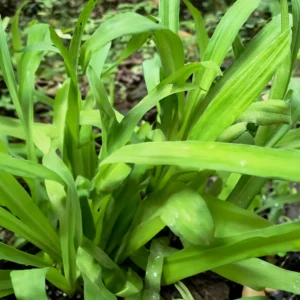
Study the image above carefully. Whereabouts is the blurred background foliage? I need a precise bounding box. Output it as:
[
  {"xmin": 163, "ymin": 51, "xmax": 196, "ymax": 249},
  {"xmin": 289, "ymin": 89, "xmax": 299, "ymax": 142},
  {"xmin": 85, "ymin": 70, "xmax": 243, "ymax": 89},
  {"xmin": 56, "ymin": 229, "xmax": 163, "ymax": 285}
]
[{"xmin": 1, "ymin": 0, "xmax": 289, "ymax": 114}]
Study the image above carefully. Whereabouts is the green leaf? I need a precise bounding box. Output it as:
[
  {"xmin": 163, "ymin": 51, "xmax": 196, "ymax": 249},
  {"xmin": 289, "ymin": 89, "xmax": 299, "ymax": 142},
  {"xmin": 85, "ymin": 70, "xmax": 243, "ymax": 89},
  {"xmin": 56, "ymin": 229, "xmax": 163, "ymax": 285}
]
[
  {"xmin": 0, "ymin": 116, "xmax": 26, "ymax": 139},
  {"xmin": 0, "ymin": 152, "xmax": 63, "ymax": 183},
  {"xmin": 0, "ymin": 18, "xmax": 23, "ymax": 122},
  {"xmin": 83, "ymin": 274, "xmax": 117, "ymax": 300},
  {"xmin": 202, "ymin": 0, "xmax": 260, "ymax": 67},
  {"xmin": 89, "ymin": 42, "xmax": 111, "ymax": 78},
  {"xmin": 0, "ymin": 206, "xmax": 60, "ymax": 260},
  {"xmin": 80, "ymin": 12, "xmax": 164, "ymax": 71},
  {"xmin": 276, "ymin": 128, "xmax": 300, "ymax": 148},
  {"xmin": 162, "ymin": 221, "xmax": 300, "ymax": 284},
  {"xmin": 143, "ymin": 240, "xmax": 166, "ymax": 300},
  {"xmin": 291, "ymin": 0, "xmax": 300, "ymax": 70},
  {"xmin": 49, "ymin": 26, "xmax": 77, "ymax": 84},
  {"xmin": 0, "ymin": 116, "xmax": 57, "ymax": 154},
  {"xmin": 53, "ymin": 79, "xmax": 70, "ymax": 157},
  {"xmin": 152, "ymin": 29, "xmax": 185, "ymax": 137},
  {"xmin": 267, "ymin": 0, "xmax": 290, "ymax": 100},
  {"xmin": 81, "ymin": 237, "xmax": 120, "ymax": 270},
  {"xmin": 43, "ymin": 151, "xmax": 82, "ymax": 293},
  {"xmin": 235, "ymin": 297, "xmax": 269, "ymax": 300},
  {"xmin": 0, "ymin": 290, "xmax": 13, "ymax": 298},
  {"xmin": 69, "ymin": 0, "xmax": 100, "ymax": 72},
  {"xmin": 226, "ymin": 77, "xmax": 300, "ymax": 209},
  {"xmin": 92, "ymin": 163, "xmax": 132, "ymax": 195},
  {"xmin": 21, "ymin": 42, "xmax": 59, "ymax": 53},
  {"xmin": 88, "ymin": 66, "xmax": 119, "ymax": 158},
  {"xmin": 174, "ymin": 281, "xmax": 194, "ymax": 300},
  {"xmin": 255, "ymin": 193, "xmax": 300, "ymax": 214},
  {"xmin": 237, "ymin": 100, "xmax": 291, "ymax": 126},
  {"xmin": 181, "ymin": 0, "xmax": 260, "ymax": 136},
  {"xmin": 79, "ymin": 239, "xmax": 140, "ymax": 296},
  {"xmin": 80, "ymin": 108, "xmax": 124, "ymax": 129},
  {"xmin": 100, "ymin": 165, "xmax": 149, "ymax": 254},
  {"xmin": 122, "ymin": 182, "xmax": 213, "ymax": 260},
  {"xmin": 214, "ymin": 258, "xmax": 300, "ymax": 295},
  {"xmin": 184, "ymin": 13, "xmax": 282, "ymax": 139},
  {"xmin": 47, "ymin": 268, "xmax": 71, "ymax": 295},
  {"xmin": 183, "ymin": 0, "xmax": 208, "ymax": 60},
  {"xmin": 0, "ymin": 161, "xmax": 61, "ymax": 259},
  {"xmin": 11, "ymin": 268, "xmax": 49, "ymax": 300},
  {"xmin": 0, "ymin": 270, "xmax": 13, "ymax": 295},
  {"xmin": 109, "ymin": 82, "xmax": 196, "ymax": 151},
  {"xmin": 103, "ymin": 33, "xmax": 148, "ymax": 77},
  {"xmin": 11, "ymin": 0, "xmax": 30, "ymax": 53},
  {"xmin": 76, "ymin": 176, "xmax": 95, "ymax": 240},
  {"xmin": 263, "ymin": 78, "xmax": 300, "ymax": 147},
  {"xmin": 77, "ymin": 248, "xmax": 117, "ymax": 300},
  {"xmin": 217, "ymin": 122, "xmax": 247, "ymax": 142},
  {"xmin": 143, "ymin": 54, "xmax": 161, "ymax": 93},
  {"xmin": 232, "ymin": 34, "xmax": 244, "ymax": 59},
  {"xmin": 255, "ymin": 0, "xmax": 292, "ymax": 146},
  {"xmin": 18, "ymin": 23, "xmax": 51, "ymax": 161},
  {"xmin": 159, "ymin": 0, "xmax": 180, "ymax": 33},
  {"xmin": 189, "ymin": 28, "xmax": 291, "ymax": 141},
  {"xmin": 160, "ymin": 185, "xmax": 214, "ymax": 246},
  {"xmin": 115, "ymin": 269, "xmax": 143, "ymax": 297},
  {"xmin": 102, "ymin": 141, "xmax": 300, "ymax": 183},
  {"xmin": 0, "ymin": 243, "xmax": 50, "ymax": 268},
  {"xmin": 109, "ymin": 62, "xmax": 218, "ymax": 152},
  {"xmin": 203, "ymin": 195, "xmax": 271, "ymax": 238}
]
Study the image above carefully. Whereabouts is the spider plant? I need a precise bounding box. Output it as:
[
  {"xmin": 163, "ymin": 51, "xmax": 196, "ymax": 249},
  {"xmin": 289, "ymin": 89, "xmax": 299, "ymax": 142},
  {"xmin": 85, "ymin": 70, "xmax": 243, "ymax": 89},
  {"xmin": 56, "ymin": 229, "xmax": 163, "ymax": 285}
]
[{"xmin": 0, "ymin": 0, "xmax": 300, "ymax": 299}]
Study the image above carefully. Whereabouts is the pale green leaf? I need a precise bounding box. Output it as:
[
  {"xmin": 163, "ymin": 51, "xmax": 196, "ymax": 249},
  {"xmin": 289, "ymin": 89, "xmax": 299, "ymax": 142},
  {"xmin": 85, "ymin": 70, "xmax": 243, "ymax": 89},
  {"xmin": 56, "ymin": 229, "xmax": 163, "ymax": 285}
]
[
  {"xmin": 276, "ymin": 127, "xmax": 300, "ymax": 148},
  {"xmin": 0, "ymin": 243, "xmax": 50, "ymax": 268},
  {"xmin": 11, "ymin": 268, "xmax": 49, "ymax": 300},
  {"xmin": 189, "ymin": 29, "xmax": 291, "ymax": 141},
  {"xmin": 80, "ymin": 13, "xmax": 164, "ymax": 71},
  {"xmin": 11, "ymin": 0, "xmax": 30, "ymax": 52},
  {"xmin": 237, "ymin": 100, "xmax": 291, "ymax": 125},
  {"xmin": 214, "ymin": 258, "xmax": 300, "ymax": 295},
  {"xmin": 69, "ymin": 0, "xmax": 100, "ymax": 71},
  {"xmin": 291, "ymin": 0, "xmax": 300, "ymax": 70},
  {"xmin": 0, "ymin": 206, "xmax": 60, "ymax": 260},
  {"xmin": 102, "ymin": 141, "xmax": 300, "ymax": 183},
  {"xmin": 0, "ymin": 152, "xmax": 63, "ymax": 183},
  {"xmin": 159, "ymin": 0, "xmax": 180, "ymax": 33},
  {"xmin": 103, "ymin": 34, "xmax": 148, "ymax": 77},
  {"xmin": 43, "ymin": 151, "xmax": 82, "ymax": 292},
  {"xmin": 183, "ymin": 0, "xmax": 208, "ymax": 59},
  {"xmin": 182, "ymin": 0, "xmax": 260, "ymax": 136},
  {"xmin": 163, "ymin": 221, "xmax": 300, "ymax": 284}
]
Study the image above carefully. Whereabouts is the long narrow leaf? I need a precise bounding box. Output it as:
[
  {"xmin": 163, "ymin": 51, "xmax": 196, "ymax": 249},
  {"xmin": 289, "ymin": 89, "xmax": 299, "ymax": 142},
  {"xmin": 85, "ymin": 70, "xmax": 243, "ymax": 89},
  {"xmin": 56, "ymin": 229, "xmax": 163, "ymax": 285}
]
[
  {"xmin": 189, "ymin": 29, "xmax": 291, "ymax": 141},
  {"xmin": 69, "ymin": 0, "xmax": 100, "ymax": 72},
  {"xmin": 109, "ymin": 62, "xmax": 219, "ymax": 152},
  {"xmin": 181, "ymin": 0, "xmax": 260, "ymax": 136},
  {"xmin": 183, "ymin": 0, "xmax": 208, "ymax": 59},
  {"xmin": 80, "ymin": 13, "xmax": 164, "ymax": 71},
  {"xmin": 0, "ymin": 206, "xmax": 60, "ymax": 260},
  {"xmin": 0, "ymin": 152, "xmax": 63, "ymax": 183},
  {"xmin": 43, "ymin": 151, "xmax": 82, "ymax": 293},
  {"xmin": 0, "ymin": 243, "xmax": 50, "ymax": 268},
  {"xmin": 102, "ymin": 33, "xmax": 148, "ymax": 77},
  {"xmin": 291, "ymin": 0, "xmax": 300, "ymax": 70},
  {"xmin": 0, "ymin": 18, "xmax": 23, "ymax": 121},
  {"xmin": 214, "ymin": 258, "xmax": 300, "ymax": 294},
  {"xmin": 102, "ymin": 141, "xmax": 300, "ymax": 183},
  {"xmin": 162, "ymin": 221, "xmax": 300, "ymax": 284}
]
